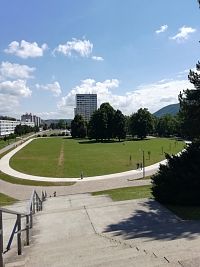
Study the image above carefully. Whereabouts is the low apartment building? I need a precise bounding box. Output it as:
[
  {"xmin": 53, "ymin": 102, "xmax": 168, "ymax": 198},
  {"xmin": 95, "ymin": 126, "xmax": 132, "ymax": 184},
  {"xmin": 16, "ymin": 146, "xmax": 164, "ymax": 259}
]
[{"xmin": 0, "ymin": 120, "xmax": 35, "ymax": 136}]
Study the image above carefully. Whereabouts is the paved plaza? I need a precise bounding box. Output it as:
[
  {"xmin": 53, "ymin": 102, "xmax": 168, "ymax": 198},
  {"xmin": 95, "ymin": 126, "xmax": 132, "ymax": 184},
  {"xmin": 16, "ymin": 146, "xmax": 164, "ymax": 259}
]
[{"xmin": 3, "ymin": 194, "xmax": 200, "ymax": 267}]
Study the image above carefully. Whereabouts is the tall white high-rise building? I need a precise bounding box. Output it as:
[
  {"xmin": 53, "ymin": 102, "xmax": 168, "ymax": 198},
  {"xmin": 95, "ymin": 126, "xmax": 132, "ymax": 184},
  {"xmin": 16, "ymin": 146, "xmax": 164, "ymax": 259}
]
[{"xmin": 75, "ymin": 94, "xmax": 97, "ymax": 122}]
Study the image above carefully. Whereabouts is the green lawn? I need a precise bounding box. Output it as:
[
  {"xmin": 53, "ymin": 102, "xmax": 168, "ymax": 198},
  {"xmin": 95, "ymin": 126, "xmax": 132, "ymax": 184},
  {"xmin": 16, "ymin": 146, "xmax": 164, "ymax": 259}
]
[
  {"xmin": 0, "ymin": 138, "xmax": 16, "ymax": 150},
  {"xmin": 0, "ymin": 171, "xmax": 75, "ymax": 186},
  {"xmin": 92, "ymin": 185, "xmax": 152, "ymax": 201},
  {"xmin": 10, "ymin": 137, "xmax": 184, "ymax": 178},
  {"xmin": 0, "ymin": 193, "xmax": 17, "ymax": 206}
]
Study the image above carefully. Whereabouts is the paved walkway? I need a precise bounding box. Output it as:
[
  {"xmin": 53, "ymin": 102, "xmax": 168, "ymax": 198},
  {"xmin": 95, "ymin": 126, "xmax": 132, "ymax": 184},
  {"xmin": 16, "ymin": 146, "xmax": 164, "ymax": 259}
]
[
  {"xmin": 0, "ymin": 138, "xmax": 167, "ymax": 182},
  {"xmin": 4, "ymin": 195, "xmax": 200, "ymax": 266},
  {"xmin": 0, "ymin": 175, "xmax": 151, "ymax": 200}
]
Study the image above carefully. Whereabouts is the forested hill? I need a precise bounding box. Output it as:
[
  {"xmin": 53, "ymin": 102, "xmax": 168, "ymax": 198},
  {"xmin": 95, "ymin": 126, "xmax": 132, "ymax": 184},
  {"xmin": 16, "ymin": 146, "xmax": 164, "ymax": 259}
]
[{"xmin": 153, "ymin": 103, "xmax": 180, "ymax": 117}]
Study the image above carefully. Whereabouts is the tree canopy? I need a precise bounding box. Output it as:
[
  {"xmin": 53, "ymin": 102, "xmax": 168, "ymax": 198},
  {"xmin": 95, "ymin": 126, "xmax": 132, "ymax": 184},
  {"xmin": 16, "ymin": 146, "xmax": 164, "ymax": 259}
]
[
  {"xmin": 129, "ymin": 108, "xmax": 154, "ymax": 139},
  {"xmin": 71, "ymin": 114, "xmax": 86, "ymax": 138},
  {"xmin": 88, "ymin": 103, "xmax": 126, "ymax": 141},
  {"xmin": 179, "ymin": 66, "xmax": 200, "ymax": 139}
]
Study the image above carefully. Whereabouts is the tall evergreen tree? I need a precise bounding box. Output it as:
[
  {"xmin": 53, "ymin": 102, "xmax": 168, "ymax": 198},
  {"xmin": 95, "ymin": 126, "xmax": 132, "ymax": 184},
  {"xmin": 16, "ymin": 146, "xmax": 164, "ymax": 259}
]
[{"xmin": 179, "ymin": 65, "xmax": 200, "ymax": 139}]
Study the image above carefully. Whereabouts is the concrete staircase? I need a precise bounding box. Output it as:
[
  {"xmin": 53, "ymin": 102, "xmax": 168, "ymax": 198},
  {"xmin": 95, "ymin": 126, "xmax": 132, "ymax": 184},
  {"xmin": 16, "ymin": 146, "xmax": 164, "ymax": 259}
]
[{"xmin": 4, "ymin": 194, "xmax": 200, "ymax": 267}]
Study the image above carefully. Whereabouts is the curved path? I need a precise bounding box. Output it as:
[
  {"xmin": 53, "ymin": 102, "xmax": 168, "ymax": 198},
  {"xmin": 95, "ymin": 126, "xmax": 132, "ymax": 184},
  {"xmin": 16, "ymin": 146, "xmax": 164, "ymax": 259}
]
[{"xmin": 0, "ymin": 138, "xmax": 167, "ymax": 182}]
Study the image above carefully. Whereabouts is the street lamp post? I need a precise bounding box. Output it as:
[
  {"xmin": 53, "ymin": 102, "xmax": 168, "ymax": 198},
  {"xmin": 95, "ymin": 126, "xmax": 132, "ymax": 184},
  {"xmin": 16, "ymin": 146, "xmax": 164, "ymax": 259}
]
[{"xmin": 142, "ymin": 150, "xmax": 145, "ymax": 179}]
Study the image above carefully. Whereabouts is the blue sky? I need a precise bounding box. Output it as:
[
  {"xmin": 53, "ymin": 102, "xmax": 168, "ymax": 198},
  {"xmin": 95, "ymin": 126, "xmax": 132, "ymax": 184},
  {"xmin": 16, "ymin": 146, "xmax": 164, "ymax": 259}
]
[{"xmin": 0, "ymin": 0, "xmax": 199, "ymax": 119}]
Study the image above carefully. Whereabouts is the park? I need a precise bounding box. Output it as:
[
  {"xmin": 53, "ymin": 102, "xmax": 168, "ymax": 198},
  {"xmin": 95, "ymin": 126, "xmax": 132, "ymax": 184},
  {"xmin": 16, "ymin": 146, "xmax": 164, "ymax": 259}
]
[{"xmin": 9, "ymin": 137, "xmax": 184, "ymax": 178}]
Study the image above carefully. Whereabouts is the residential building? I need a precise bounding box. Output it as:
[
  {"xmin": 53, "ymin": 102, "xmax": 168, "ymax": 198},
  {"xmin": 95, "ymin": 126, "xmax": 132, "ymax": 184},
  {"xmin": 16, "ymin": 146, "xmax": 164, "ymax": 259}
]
[
  {"xmin": 75, "ymin": 94, "xmax": 97, "ymax": 122},
  {"xmin": 21, "ymin": 113, "xmax": 41, "ymax": 127},
  {"xmin": 0, "ymin": 120, "xmax": 35, "ymax": 136}
]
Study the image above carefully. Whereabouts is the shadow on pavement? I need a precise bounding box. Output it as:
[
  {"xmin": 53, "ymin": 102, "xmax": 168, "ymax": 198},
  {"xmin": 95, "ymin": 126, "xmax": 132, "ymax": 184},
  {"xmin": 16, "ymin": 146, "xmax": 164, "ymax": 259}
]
[{"xmin": 103, "ymin": 199, "xmax": 200, "ymax": 241}]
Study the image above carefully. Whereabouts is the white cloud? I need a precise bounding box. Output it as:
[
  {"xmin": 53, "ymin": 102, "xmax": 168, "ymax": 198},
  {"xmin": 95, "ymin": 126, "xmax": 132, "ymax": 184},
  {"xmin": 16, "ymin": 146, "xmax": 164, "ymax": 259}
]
[
  {"xmin": 0, "ymin": 94, "xmax": 19, "ymax": 113},
  {"xmin": 36, "ymin": 111, "xmax": 60, "ymax": 119},
  {"xmin": 170, "ymin": 26, "xmax": 196, "ymax": 42},
  {"xmin": 57, "ymin": 78, "xmax": 192, "ymax": 118},
  {"xmin": 4, "ymin": 40, "xmax": 48, "ymax": 58},
  {"xmin": 155, "ymin": 25, "xmax": 168, "ymax": 34},
  {"xmin": 0, "ymin": 61, "xmax": 35, "ymax": 80},
  {"xmin": 36, "ymin": 81, "xmax": 62, "ymax": 97},
  {"xmin": 92, "ymin": 56, "xmax": 104, "ymax": 61},
  {"xmin": 0, "ymin": 79, "xmax": 32, "ymax": 97},
  {"xmin": 54, "ymin": 38, "xmax": 93, "ymax": 57},
  {"xmin": 0, "ymin": 79, "xmax": 32, "ymax": 115}
]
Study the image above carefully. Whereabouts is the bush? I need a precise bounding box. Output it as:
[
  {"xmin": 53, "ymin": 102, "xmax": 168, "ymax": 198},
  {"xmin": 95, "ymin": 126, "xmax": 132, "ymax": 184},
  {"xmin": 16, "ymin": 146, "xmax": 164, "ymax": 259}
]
[
  {"xmin": 152, "ymin": 140, "xmax": 200, "ymax": 205},
  {"xmin": 50, "ymin": 133, "xmax": 57, "ymax": 137}
]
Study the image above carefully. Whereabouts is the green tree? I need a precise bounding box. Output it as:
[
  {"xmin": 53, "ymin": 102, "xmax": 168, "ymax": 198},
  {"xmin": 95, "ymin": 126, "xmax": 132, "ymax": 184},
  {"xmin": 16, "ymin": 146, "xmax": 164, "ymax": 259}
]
[
  {"xmin": 113, "ymin": 109, "xmax": 126, "ymax": 141},
  {"xmin": 179, "ymin": 66, "xmax": 200, "ymax": 139},
  {"xmin": 88, "ymin": 109, "xmax": 107, "ymax": 141},
  {"xmin": 156, "ymin": 114, "xmax": 178, "ymax": 137},
  {"xmin": 100, "ymin": 103, "xmax": 115, "ymax": 140},
  {"xmin": 71, "ymin": 115, "xmax": 86, "ymax": 138},
  {"xmin": 129, "ymin": 108, "xmax": 154, "ymax": 139},
  {"xmin": 57, "ymin": 119, "xmax": 66, "ymax": 129},
  {"xmin": 152, "ymin": 140, "xmax": 200, "ymax": 205}
]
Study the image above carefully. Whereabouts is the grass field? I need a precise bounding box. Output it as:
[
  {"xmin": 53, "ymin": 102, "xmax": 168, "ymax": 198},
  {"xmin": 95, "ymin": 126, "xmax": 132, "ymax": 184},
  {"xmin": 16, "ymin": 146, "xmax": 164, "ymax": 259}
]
[
  {"xmin": 0, "ymin": 193, "xmax": 17, "ymax": 206},
  {"xmin": 0, "ymin": 138, "xmax": 15, "ymax": 150},
  {"xmin": 10, "ymin": 137, "xmax": 185, "ymax": 178},
  {"xmin": 0, "ymin": 171, "xmax": 75, "ymax": 186},
  {"xmin": 92, "ymin": 185, "xmax": 152, "ymax": 201}
]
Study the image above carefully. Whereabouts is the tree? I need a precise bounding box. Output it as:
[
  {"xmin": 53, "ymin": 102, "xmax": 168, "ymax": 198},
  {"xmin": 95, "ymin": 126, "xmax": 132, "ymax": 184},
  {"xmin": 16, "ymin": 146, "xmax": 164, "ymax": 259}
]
[
  {"xmin": 57, "ymin": 119, "xmax": 66, "ymax": 129},
  {"xmin": 152, "ymin": 140, "xmax": 200, "ymax": 205},
  {"xmin": 156, "ymin": 114, "xmax": 178, "ymax": 137},
  {"xmin": 113, "ymin": 110, "xmax": 126, "ymax": 141},
  {"xmin": 43, "ymin": 123, "xmax": 48, "ymax": 130},
  {"xmin": 88, "ymin": 102, "xmax": 116, "ymax": 141},
  {"xmin": 100, "ymin": 103, "xmax": 115, "ymax": 140},
  {"xmin": 71, "ymin": 115, "xmax": 86, "ymax": 138},
  {"xmin": 88, "ymin": 109, "xmax": 107, "ymax": 141},
  {"xmin": 151, "ymin": 0, "xmax": 200, "ymax": 206},
  {"xmin": 129, "ymin": 108, "xmax": 154, "ymax": 139},
  {"xmin": 179, "ymin": 66, "xmax": 200, "ymax": 139}
]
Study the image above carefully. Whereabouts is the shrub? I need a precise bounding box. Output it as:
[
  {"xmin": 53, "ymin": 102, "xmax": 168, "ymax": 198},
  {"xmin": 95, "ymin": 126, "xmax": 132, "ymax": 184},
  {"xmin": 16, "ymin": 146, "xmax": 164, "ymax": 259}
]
[{"xmin": 152, "ymin": 140, "xmax": 200, "ymax": 205}]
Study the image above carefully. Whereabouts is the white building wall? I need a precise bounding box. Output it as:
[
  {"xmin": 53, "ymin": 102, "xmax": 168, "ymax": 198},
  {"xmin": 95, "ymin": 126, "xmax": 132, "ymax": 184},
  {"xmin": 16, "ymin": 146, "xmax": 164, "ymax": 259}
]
[{"xmin": 0, "ymin": 120, "xmax": 35, "ymax": 136}]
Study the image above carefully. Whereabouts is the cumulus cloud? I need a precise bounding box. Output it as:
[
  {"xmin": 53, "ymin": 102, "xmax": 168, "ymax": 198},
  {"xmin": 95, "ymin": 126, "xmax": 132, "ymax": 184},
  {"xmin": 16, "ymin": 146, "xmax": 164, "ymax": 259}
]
[
  {"xmin": 155, "ymin": 25, "xmax": 168, "ymax": 34},
  {"xmin": 0, "ymin": 79, "xmax": 32, "ymax": 115},
  {"xmin": 36, "ymin": 81, "xmax": 62, "ymax": 97},
  {"xmin": 0, "ymin": 94, "xmax": 19, "ymax": 113},
  {"xmin": 57, "ymin": 78, "xmax": 192, "ymax": 118},
  {"xmin": 4, "ymin": 40, "xmax": 48, "ymax": 58},
  {"xmin": 92, "ymin": 56, "xmax": 104, "ymax": 61},
  {"xmin": 54, "ymin": 38, "xmax": 93, "ymax": 57},
  {"xmin": 0, "ymin": 61, "xmax": 35, "ymax": 80},
  {"xmin": 0, "ymin": 79, "xmax": 32, "ymax": 97},
  {"xmin": 170, "ymin": 26, "xmax": 196, "ymax": 42}
]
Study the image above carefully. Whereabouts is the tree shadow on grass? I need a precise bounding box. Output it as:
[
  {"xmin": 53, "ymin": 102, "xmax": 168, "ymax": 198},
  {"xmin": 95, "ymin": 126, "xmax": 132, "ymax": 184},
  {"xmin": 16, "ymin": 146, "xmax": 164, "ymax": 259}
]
[
  {"xmin": 78, "ymin": 140, "xmax": 124, "ymax": 144},
  {"xmin": 103, "ymin": 199, "xmax": 200, "ymax": 241}
]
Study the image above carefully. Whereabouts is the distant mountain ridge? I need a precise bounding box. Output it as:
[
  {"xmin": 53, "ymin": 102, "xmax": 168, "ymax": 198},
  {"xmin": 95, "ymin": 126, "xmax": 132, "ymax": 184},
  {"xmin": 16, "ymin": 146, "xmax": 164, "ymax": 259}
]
[{"xmin": 153, "ymin": 103, "xmax": 180, "ymax": 117}]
